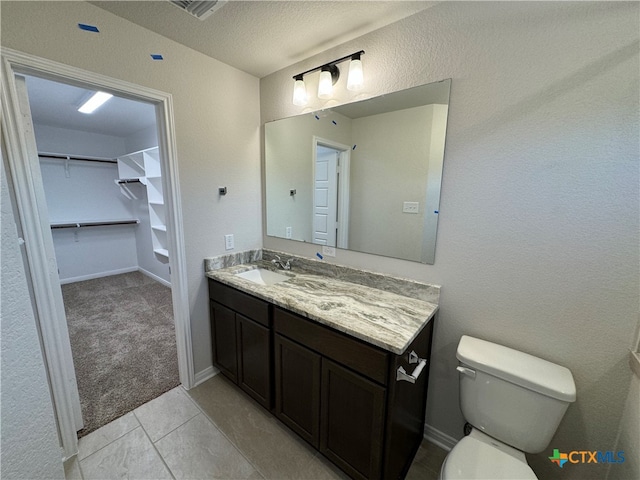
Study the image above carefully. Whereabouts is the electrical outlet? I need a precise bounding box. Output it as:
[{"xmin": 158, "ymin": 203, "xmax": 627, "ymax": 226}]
[
  {"xmin": 224, "ymin": 234, "xmax": 234, "ymax": 250},
  {"xmin": 322, "ymin": 246, "xmax": 336, "ymax": 257},
  {"xmin": 402, "ymin": 201, "xmax": 419, "ymax": 214},
  {"xmin": 286, "ymin": 227, "xmax": 292, "ymax": 239}
]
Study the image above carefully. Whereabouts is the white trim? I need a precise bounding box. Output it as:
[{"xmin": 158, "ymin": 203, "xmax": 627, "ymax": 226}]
[
  {"xmin": 193, "ymin": 365, "xmax": 219, "ymax": 387},
  {"xmin": 0, "ymin": 47, "xmax": 194, "ymax": 457},
  {"xmin": 59, "ymin": 266, "xmax": 139, "ymax": 285},
  {"xmin": 60, "ymin": 267, "xmax": 171, "ymax": 288},
  {"xmin": 2, "ymin": 55, "xmax": 81, "ymax": 461},
  {"xmin": 424, "ymin": 423, "xmax": 456, "ymax": 451},
  {"xmin": 138, "ymin": 267, "xmax": 172, "ymax": 288}
]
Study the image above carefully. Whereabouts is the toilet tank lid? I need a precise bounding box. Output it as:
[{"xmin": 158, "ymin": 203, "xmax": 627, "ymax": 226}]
[{"xmin": 457, "ymin": 335, "xmax": 576, "ymax": 402}]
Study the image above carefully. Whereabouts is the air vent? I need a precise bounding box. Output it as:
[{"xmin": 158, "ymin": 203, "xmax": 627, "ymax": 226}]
[{"xmin": 169, "ymin": 0, "xmax": 226, "ymax": 20}]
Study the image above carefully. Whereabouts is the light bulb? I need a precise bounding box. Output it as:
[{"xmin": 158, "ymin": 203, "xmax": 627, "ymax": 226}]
[
  {"xmin": 318, "ymin": 68, "xmax": 333, "ymax": 99},
  {"xmin": 292, "ymin": 77, "xmax": 307, "ymax": 106},
  {"xmin": 347, "ymin": 57, "xmax": 364, "ymax": 91},
  {"xmin": 78, "ymin": 91, "xmax": 113, "ymax": 114}
]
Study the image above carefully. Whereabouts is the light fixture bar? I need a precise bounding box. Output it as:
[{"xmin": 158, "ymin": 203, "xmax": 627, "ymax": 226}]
[
  {"xmin": 78, "ymin": 91, "xmax": 113, "ymax": 114},
  {"xmin": 292, "ymin": 50, "xmax": 364, "ymax": 80}
]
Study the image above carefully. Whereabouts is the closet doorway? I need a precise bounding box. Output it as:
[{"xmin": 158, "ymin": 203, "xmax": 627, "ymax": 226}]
[
  {"xmin": 2, "ymin": 46, "xmax": 194, "ymax": 460},
  {"xmin": 23, "ymin": 74, "xmax": 180, "ymax": 437}
]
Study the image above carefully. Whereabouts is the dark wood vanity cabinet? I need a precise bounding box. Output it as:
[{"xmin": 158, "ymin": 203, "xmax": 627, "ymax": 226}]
[
  {"xmin": 209, "ymin": 278, "xmax": 435, "ymax": 480},
  {"xmin": 209, "ymin": 280, "xmax": 272, "ymax": 409},
  {"xmin": 274, "ymin": 334, "xmax": 321, "ymax": 446},
  {"xmin": 273, "ymin": 306, "xmax": 435, "ymax": 480}
]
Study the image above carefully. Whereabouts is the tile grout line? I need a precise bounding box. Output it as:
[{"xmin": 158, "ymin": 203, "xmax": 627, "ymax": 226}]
[
  {"xmin": 179, "ymin": 381, "xmax": 269, "ymax": 479},
  {"xmin": 133, "ymin": 410, "xmax": 177, "ymax": 480},
  {"xmin": 76, "ymin": 456, "xmax": 85, "ymax": 480},
  {"xmin": 134, "ymin": 388, "xmax": 200, "ymax": 444},
  {"xmin": 77, "ymin": 424, "xmax": 142, "ymax": 466},
  {"xmin": 76, "ymin": 412, "xmax": 141, "ymax": 462}
]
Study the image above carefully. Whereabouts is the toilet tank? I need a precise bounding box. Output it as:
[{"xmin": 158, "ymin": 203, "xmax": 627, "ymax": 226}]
[{"xmin": 456, "ymin": 335, "xmax": 576, "ymax": 454}]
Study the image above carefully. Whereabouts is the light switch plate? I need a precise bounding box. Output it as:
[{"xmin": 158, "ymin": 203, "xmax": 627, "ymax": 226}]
[
  {"xmin": 224, "ymin": 234, "xmax": 234, "ymax": 250},
  {"xmin": 322, "ymin": 246, "xmax": 336, "ymax": 257},
  {"xmin": 403, "ymin": 201, "xmax": 419, "ymax": 214}
]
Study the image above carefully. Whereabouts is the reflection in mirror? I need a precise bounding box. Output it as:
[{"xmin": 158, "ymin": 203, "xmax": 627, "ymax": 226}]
[{"xmin": 265, "ymin": 79, "xmax": 451, "ymax": 264}]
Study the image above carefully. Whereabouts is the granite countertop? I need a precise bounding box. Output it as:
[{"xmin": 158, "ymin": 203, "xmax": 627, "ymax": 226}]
[{"xmin": 205, "ymin": 252, "xmax": 439, "ymax": 355}]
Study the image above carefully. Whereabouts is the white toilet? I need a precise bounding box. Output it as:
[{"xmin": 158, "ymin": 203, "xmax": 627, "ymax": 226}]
[{"xmin": 439, "ymin": 335, "xmax": 576, "ymax": 480}]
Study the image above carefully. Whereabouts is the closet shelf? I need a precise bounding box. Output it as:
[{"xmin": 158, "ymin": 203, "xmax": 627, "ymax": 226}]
[
  {"xmin": 149, "ymin": 201, "xmax": 165, "ymax": 206},
  {"xmin": 151, "ymin": 225, "xmax": 167, "ymax": 232},
  {"xmin": 50, "ymin": 219, "xmax": 140, "ymax": 229},
  {"xmin": 154, "ymin": 248, "xmax": 169, "ymax": 258}
]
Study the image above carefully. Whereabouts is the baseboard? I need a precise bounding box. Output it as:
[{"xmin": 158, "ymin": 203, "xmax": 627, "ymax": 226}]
[
  {"xmin": 424, "ymin": 423, "xmax": 457, "ymax": 451},
  {"xmin": 193, "ymin": 365, "xmax": 219, "ymax": 387},
  {"xmin": 138, "ymin": 267, "xmax": 171, "ymax": 288},
  {"xmin": 59, "ymin": 266, "xmax": 138, "ymax": 285}
]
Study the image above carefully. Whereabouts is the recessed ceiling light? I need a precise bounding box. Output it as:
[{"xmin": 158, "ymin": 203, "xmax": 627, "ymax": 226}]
[{"xmin": 78, "ymin": 91, "xmax": 113, "ymax": 114}]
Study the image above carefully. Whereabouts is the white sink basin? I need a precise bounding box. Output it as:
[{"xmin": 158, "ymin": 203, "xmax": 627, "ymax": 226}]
[{"xmin": 235, "ymin": 268, "xmax": 291, "ymax": 286}]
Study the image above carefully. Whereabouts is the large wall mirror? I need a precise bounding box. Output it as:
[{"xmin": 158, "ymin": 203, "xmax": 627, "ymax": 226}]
[{"xmin": 265, "ymin": 78, "xmax": 451, "ymax": 264}]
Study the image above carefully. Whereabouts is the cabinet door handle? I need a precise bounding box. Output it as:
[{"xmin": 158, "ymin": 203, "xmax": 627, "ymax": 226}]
[{"xmin": 396, "ymin": 358, "xmax": 427, "ymax": 384}]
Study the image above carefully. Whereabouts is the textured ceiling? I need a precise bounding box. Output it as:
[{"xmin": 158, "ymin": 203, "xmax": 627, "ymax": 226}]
[
  {"xmin": 24, "ymin": 1, "xmax": 435, "ymax": 137},
  {"xmin": 90, "ymin": 1, "xmax": 434, "ymax": 78}
]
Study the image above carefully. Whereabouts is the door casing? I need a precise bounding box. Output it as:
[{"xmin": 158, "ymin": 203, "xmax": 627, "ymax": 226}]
[
  {"xmin": 312, "ymin": 136, "xmax": 350, "ymax": 250},
  {"xmin": 1, "ymin": 47, "xmax": 194, "ymax": 460}
]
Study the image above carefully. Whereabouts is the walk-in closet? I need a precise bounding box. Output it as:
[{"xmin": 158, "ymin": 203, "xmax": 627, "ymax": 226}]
[{"xmin": 24, "ymin": 74, "xmax": 180, "ymax": 437}]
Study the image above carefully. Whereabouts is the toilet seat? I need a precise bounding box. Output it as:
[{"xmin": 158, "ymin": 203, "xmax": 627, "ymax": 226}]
[{"xmin": 440, "ymin": 430, "xmax": 537, "ymax": 480}]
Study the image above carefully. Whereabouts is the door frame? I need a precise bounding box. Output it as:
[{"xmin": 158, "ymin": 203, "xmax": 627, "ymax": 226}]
[
  {"xmin": 311, "ymin": 136, "xmax": 350, "ymax": 249},
  {"xmin": 1, "ymin": 48, "xmax": 195, "ymax": 459}
]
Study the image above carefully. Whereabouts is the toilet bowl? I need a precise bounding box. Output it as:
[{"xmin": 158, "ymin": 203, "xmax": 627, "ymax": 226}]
[
  {"xmin": 439, "ymin": 335, "xmax": 576, "ymax": 480},
  {"xmin": 439, "ymin": 429, "xmax": 536, "ymax": 480}
]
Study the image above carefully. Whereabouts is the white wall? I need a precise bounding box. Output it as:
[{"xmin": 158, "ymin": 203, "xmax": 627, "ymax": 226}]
[
  {"xmin": 610, "ymin": 367, "xmax": 640, "ymax": 480},
  {"xmin": 34, "ymin": 123, "xmax": 126, "ymax": 158},
  {"xmin": 124, "ymin": 124, "xmax": 158, "ymax": 153},
  {"xmin": 349, "ymin": 105, "xmax": 432, "ymax": 260},
  {"xmin": 261, "ymin": 3, "xmax": 639, "ymax": 479},
  {"xmin": 1, "ymin": 0, "xmax": 262, "ymax": 375},
  {"xmin": 37, "ymin": 121, "xmax": 169, "ymax": 284},
  {"xmin": 1, "ymin": 154, "xmax": 64, "ymax": 479},
  {"xmin": 39, "ymin": 156, "xmax": 139, "ymax": 282}
]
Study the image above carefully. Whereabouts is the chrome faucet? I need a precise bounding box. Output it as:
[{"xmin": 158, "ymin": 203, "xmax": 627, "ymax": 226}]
[{"xmin": 272, "ymin": 255, "xmax": 293, "ymax": 270}]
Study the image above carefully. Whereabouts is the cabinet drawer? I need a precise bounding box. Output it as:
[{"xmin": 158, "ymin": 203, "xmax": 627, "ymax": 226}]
[
  {"xmin": 274, "ymin": 307, "xmax": 389, "ymax": 385},
  {"xmin": 209, "ymin": 280, "xmax": 270, "ymax": 327}
]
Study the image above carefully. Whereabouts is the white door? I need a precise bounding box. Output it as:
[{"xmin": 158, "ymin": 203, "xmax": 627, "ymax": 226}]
[
  {"xmin": 313, "ymin": 146, "xmax": 339, "ymax": 246},
  {"xmin": 12, "ymin": 75, "xmax": 84, "ymax": 448}
]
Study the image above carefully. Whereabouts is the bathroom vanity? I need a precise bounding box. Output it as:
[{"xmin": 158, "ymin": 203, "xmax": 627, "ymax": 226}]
[{"xmin": 205, "ymin": 251, "xmax": 439, "ymax": 480}]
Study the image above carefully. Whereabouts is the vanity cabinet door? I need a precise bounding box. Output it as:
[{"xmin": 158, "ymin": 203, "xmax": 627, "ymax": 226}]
[
  {"xmin": 274, "ymin": 334, "xmax": 321, "ymax": 448},
  {"xmin": 237, "ymin": 313, "xmax": 272, "ymax": 409},
  {"xmin": 210, "ymin": 301, "xmax": 238, "ymax": 383},
  {"xmin": 320, "ymin": 359, "xmax": 386, "ymax": 480}
]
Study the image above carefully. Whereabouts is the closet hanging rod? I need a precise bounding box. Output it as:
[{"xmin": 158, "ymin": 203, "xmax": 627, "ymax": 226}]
[
  {"xmin": 50, "ymin": 220, "xmax": 140, "ymax": 229},
  {"xmin": 38, "ymin": 153, "xmax": 117, "ymax": 164}
]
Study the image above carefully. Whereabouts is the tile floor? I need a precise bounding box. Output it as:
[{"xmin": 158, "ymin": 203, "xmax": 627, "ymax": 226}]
[{"xmin": 65, "ymin": 374, "xmax": 448, "ymax": 480}]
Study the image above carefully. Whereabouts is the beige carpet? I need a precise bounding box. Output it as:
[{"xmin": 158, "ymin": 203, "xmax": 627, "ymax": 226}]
[{"xmin": 62, "ymin": 271, "xmax": 180, "ymax": 438}]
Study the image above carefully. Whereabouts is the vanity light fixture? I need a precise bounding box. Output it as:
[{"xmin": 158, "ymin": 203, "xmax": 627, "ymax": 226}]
[
  {"xmin": 346, "ymin": 52, "xmax": 364, "ymax": 91},
  {"xmin": 292, "ymin": 74, "xmax": 308, "ymax": 106},
  {"xmin": 78, "ymin": 91, "xmax": 113, "ymax": 114},
  {"xmin": 291, "ymin": 50, "xmax": 365, "ymax": 105}
]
